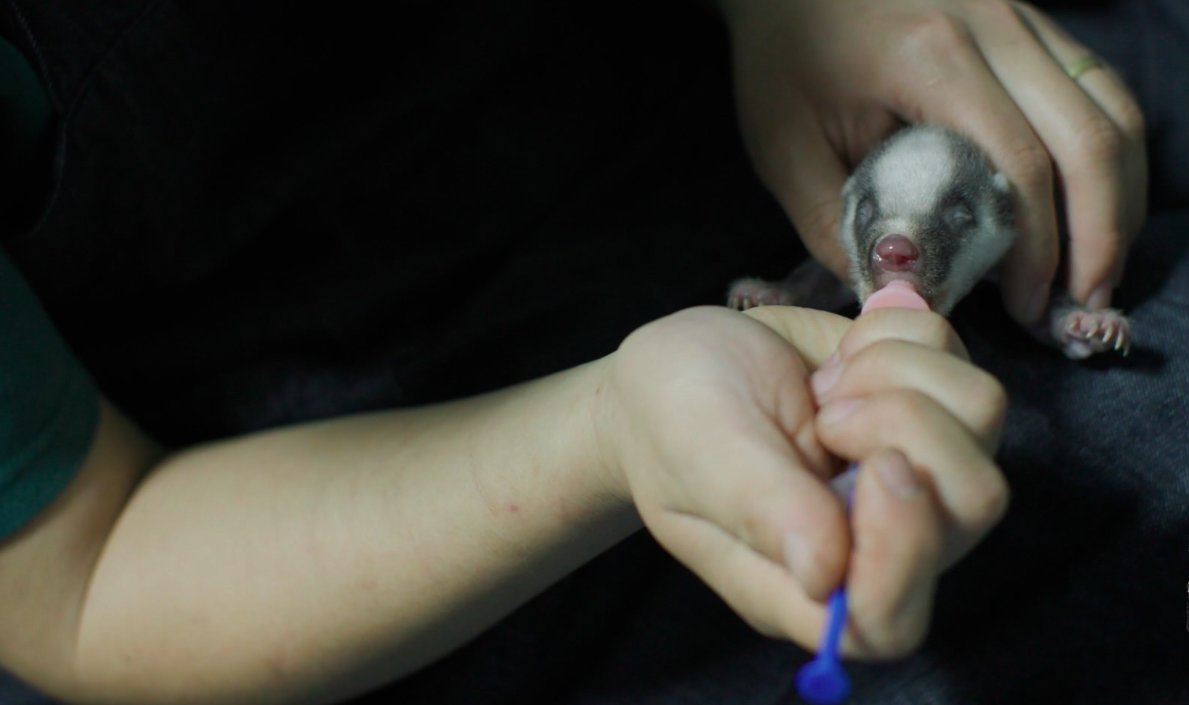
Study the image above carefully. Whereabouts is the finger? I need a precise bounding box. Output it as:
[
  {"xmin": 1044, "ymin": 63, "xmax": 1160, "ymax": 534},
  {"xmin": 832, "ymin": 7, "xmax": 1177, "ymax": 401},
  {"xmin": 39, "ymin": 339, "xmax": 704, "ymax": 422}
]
[
  {"xmin": 842, "ymin": 449, "xmax": 944, "ymax": 658},
  {"xmin": 829, "ymin": 309, "xmax": 969, "ymax": 362},
  {"xmin": 815, "ymin": 390, "xmax": 1009, "ymax": 566},
  {"xmin": 1014, "ymin": 3, "xmax": 1148, "ymax": 212},
  {"xmin": 886, "ymin": 12, "xmax": 1058, "ymax": 324},
  {"xmin": 682, "ymin": 449, "xmax": 946, "ymax": 658},
  {"xmin": 746, "ymin": 305, "xmax": 967, "ymax": 374},
  {"xmin": 672, "ymin": 451, "xmax": 945, "ymax": 658},
  {"xmin": 653, "ymin": 408, "xmax": 850, "ymax": 601},
  {"xmin": 963, "ymin": 1, "xmax": 1128, "ymax": 307},
  {"xmin": 648, "ymin": 505, "xmax": 836, "ymax": 649},
  {"xmin": 811, "ymin": 340, "xmax": 1007, "ymax": 452},
  {"xmin": 955, "ymin": 2, "xmax": 1134, "ymax": 311},
  {"xmin": 616, "ymin": 309, "xmax": 849, "ymax": 603},
  {"xmin": 1013, "ymin": 2, "xmax": 1148, "ymax": 304},
  {"xmin": 742, "ymin": 305, "xmax": 852, "ymax": 369},
  {"xmin": 746, "ymin": 105, "xmax": 856, "ymax": 283}
]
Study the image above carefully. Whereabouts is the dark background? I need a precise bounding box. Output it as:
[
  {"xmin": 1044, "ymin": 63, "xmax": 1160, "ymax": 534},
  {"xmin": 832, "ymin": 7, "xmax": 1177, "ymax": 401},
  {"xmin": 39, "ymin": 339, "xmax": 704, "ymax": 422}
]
[{"xmin": 1, "ymin": 0, "xmax": 1186, "ymax": 703}]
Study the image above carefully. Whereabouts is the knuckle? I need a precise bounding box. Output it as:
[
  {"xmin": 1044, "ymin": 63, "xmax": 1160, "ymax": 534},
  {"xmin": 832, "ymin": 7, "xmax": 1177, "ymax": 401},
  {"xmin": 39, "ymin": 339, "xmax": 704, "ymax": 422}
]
[
  {"xmin": 959, "ymin": 466, "xmax": 1011, "ymax": 529},
  {"xmin": 1004, "ymin": 140, "xmax": 1052, "ymax": 194},
  {"xmin": 969, "ymin": 370, "xmax": 1009, "ymax": 429},
  {"xmin": 863, "ymin": 314, "xmax": 953, "ymax": 352},
  {"xmin": 799, "ymin": 197, "xmax": 843, "ymax": 249},
  {"xmin": 1072, "ymin": 116, "xmax": 1123, "ymax": 166},
  {"xmin": 1113, "ymin": 100, "xmax": 1147, "ymax": 142},
  {"xmin": 738, "ymin": 508, "xmax": 773, "ymax": 553},
  {"xmin": 971, "ymin": 0, "xmax": 1023, "ymax": 28},
  {"xmin": 740, "ymin": 501, "xmax": 825, "ymax": 570},
  {"xmin": 902, "ymin": 12, "xmax": 970, "ymax": 61},
  {"xmin": 851, "ymin": 313, "xmax": 958, "ymax": 358},
  {"xmin": 879, "ymin": 389, "xmax": 935, "ymax": 430},
  {"xmin": 915, "ymin": 314, "xmax": 960, "ymax": 352},
  {"xmin": 850, "ymin": 593, "xmax": 930, "ymax": 659}
]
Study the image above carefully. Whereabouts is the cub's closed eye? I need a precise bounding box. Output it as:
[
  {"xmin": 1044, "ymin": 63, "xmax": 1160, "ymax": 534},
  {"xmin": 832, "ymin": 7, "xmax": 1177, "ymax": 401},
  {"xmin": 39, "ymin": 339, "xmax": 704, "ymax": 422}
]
[
  {"xmin": 855, "ymin": 196, "xmax": 877, "ymax": 233},
  {"xmin": 944, "ymin": 202, "xmax": 975, "ymax": 230}
]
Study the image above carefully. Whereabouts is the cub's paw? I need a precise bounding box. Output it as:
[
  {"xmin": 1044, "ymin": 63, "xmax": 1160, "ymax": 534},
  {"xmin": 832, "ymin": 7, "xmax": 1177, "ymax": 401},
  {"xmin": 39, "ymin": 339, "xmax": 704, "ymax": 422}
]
[
  {"xmin": 1052, "ymin": 307, "xmax": 1131, "ymax": 359},
  {"xmin": 727, "ymin": 278, "xmax": 796, "ymax": 310}
]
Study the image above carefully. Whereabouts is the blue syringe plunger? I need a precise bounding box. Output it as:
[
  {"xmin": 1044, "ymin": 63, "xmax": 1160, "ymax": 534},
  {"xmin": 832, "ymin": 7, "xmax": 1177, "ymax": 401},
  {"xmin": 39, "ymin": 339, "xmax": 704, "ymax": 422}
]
[{"xmin": 795, "ymin": 657, "xmax": 851, "ymax": 705}]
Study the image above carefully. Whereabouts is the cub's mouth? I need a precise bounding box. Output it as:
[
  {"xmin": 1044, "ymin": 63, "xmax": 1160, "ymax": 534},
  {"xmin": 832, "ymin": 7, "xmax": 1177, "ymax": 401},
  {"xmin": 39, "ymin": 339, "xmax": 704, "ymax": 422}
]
[{"xmin": 867, "ymin": 234, "xmax": 944, "ymax": 310}]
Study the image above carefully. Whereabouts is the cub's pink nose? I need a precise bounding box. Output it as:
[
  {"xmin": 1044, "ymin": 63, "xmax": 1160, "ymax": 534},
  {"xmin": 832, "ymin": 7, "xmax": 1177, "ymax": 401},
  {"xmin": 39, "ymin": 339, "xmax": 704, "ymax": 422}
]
[{"xmin": 873, "ymin": 235, "xmax": 920, "ymax": 272}]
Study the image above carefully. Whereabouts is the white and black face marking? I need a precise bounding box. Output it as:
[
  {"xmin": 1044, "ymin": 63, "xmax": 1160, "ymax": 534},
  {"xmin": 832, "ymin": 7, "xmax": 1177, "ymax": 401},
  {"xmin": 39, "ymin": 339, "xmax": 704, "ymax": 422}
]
[{"xmin": 839, "ymin": 125, "xmax": 1015, "ymax": 314}]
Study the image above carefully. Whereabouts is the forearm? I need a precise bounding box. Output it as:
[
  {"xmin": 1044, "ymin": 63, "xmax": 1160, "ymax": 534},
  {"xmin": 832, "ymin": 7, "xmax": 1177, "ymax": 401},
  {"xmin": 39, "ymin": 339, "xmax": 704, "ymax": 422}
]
[{"xmin": 29, "ymin": 359, "xmax": 636, "ymax": 705}]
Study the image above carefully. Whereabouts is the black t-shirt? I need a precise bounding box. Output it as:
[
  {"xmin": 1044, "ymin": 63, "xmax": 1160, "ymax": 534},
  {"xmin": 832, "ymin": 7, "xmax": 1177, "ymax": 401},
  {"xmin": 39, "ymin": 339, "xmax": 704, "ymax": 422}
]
[{"xmin": 0, "ymin": 0, "xmax": 799, "ymax": 444}]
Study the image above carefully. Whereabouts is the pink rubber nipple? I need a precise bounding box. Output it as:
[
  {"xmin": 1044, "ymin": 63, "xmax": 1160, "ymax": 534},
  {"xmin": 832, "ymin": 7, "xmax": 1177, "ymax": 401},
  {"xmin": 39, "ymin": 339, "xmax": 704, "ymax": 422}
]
[{"xmin": 862, "ymin": 280, "xmax": 930, "ymax": 313}]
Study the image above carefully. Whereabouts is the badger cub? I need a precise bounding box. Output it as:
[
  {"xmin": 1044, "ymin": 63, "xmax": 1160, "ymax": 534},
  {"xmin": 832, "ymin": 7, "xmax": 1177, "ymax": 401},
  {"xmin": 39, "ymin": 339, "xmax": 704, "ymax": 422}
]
[{"xmin": 729, "ymin": 124, "xmax": 1131, "ymax": 359}]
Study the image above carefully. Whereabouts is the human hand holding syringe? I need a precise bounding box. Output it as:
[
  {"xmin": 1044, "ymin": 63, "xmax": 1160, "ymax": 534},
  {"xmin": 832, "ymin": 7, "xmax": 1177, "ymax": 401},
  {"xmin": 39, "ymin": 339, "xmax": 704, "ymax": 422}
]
[{"xmin": 797, "ymin": 281, "xmax": 934, "ymax": 704}]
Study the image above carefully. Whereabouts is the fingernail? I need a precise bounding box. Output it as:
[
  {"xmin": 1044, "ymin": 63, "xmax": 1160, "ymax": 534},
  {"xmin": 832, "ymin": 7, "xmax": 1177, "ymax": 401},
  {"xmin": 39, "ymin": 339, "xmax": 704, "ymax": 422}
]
[
  {"xmin": 783, "ymin": 532, "xmax": 812, "ymax": 586},
  {"xmin": 876, "ymin": 453, "xmax": 922, "ymax": 500},
  {"xmin": 817, "ymin": 399, "xmax": 862, "ymax": 425},
  {"xmin": 1086, "ymin": 283, "xmax": 1112, "ymax": 310},
  {"xmin": 811, "ymin": 357, "xmax": 843, "ymax": 398}
]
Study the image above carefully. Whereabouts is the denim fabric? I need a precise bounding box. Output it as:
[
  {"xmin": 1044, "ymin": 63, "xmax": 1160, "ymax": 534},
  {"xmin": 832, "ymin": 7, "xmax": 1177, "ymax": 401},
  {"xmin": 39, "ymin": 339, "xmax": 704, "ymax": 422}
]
[{"xmin": 0, "ymin": 0, "xmax": 1185, "ymax": 703}]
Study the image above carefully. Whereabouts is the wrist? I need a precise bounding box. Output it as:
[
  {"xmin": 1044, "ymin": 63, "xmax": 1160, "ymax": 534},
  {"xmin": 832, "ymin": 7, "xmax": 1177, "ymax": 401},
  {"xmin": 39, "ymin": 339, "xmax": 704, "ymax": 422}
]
[{"xmin": 586, "ymin": 353, "xmax": 631, "ymax": 506}]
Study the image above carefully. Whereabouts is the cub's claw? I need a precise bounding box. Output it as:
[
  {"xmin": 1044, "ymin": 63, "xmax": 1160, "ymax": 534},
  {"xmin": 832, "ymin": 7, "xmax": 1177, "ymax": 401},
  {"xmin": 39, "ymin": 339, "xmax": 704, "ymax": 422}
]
[
  {"xmin": 726, "ymin": 278, "xmax": 797, "ymax": 311},
  {"xmin": 1050, "ymin": 305, "xmax": 1132, "ymax": 360}
]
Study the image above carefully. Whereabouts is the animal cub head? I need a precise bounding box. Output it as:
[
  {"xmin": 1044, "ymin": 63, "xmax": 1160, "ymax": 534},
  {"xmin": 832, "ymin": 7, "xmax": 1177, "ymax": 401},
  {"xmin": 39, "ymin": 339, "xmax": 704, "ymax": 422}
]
[{"xmin": 838, "ymin": 125, "xmax": 1015, "ymax": 314}]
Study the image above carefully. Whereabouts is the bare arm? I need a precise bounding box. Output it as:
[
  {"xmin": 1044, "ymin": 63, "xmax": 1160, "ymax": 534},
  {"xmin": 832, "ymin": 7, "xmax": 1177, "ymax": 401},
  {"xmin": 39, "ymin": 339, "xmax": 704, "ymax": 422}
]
[
  {"xmin": 0, "ymin": 306, "xmax": 1007, "ymax": 705},
  {"xmin": 0, "ymin": 360, "xmax": 636, "ymax": 705}
]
